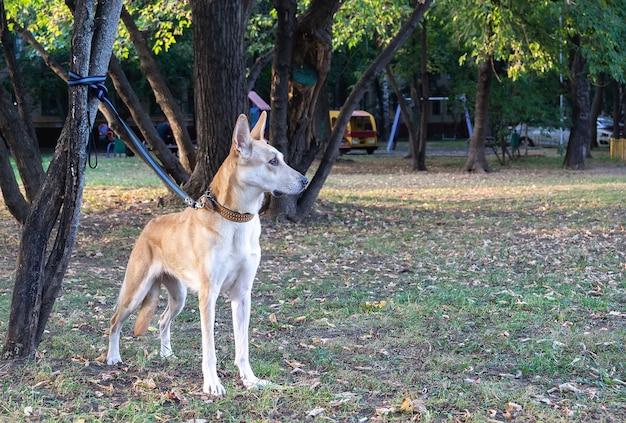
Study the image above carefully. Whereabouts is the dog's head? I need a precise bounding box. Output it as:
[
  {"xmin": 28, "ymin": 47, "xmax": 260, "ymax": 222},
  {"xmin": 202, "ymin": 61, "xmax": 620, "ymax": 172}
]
[{"xmin": 231, "ymin": 112, "xmax": 308, "ymax": 197}]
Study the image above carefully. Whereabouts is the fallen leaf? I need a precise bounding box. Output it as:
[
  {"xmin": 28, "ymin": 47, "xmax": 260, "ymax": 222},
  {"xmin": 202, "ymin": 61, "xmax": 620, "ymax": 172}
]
[
  {"xmin": 134, "ymin": 377, "xmax": 157, "ymax": 390},
  {"xmin": 506, "ymin": 402, "xmax": 522, "ymax": 412},
  {"xmin": 307, "ymin": 407, "xmax": 325, "ymax": 417},
  {"xmin": 400, "ymin": 396, "xmax": 427, "ymax": 414},
  {"xmin": 552, "ymin": 382, "xmax": 584, "ymax": 394},
  {"xmin": 376, "ymin": 407, "xmax": 392, "ymax": 416},
  {"xmin": 328, "ymin": 398, "xmax": 351, "ymax": 407},
  {"xmin": 269, "ymin": 313, "xmax": 278, "ymax": 323},
  {"xmin": 364, "ymin": 300, "xmax": 387, "ymax": 311}
]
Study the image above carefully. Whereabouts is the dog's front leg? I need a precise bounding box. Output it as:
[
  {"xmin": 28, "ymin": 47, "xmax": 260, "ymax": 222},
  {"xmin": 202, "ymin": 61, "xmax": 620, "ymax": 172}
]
[
  {"xmin": 231, "ymin": 287, "xmax": 270, "ymax": 390},
  {"xmin": 199, "ymin": 289, "xmax": 225, "ymax": 396}
]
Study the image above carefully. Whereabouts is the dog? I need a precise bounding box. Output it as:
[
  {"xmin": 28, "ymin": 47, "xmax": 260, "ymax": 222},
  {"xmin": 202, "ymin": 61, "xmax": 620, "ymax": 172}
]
[{"xmin": 106, "ymin": 111, "xmax": 307, "ymax": 395}]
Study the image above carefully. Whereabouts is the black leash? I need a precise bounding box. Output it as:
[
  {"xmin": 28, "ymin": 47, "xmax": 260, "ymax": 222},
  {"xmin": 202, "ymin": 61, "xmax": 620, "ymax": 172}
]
[{"xmin": 67, "ymin": 72, "xmax": 200, "ymax": 208}]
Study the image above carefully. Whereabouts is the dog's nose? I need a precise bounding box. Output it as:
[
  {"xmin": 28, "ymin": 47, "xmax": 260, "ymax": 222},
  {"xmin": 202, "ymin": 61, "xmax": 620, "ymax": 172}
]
[{"xmin": 300, "ymin": 176, "xmax": 308, "ymax": 187}]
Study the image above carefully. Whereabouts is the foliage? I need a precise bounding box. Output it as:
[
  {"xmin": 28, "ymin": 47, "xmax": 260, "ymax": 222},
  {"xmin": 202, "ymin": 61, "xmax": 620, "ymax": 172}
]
[
  {"xmin": 490, "ymin": 72, "xmax": 571, "ymax": 140},
  {"xmin": 333, "ymin": 0, "xmax": 412, "ymax": 49},
  {"xmin": 5, "ymin": 0, "xmax": 71, "ymax": 56},
  {"xmin": 0, "ymin": 150, "xmax": 624, "ymax": 421},
  {"xmin": 559, "ymin": 0, "xmax": 626, "ymax": 82},
  {"xmin": 6, "ymin": 0, "xmax": 191, "ymax": 59},
  {"xmin": 441, "ymin": 0, "xmax": 554, "ymax": 78},
  {"xmin": 121, "ymin": 0, "xmax": 191, "ymax": 57},
  {"xmin": 246, "ymin": 0, "xmax": 277, "ymax": 59}
]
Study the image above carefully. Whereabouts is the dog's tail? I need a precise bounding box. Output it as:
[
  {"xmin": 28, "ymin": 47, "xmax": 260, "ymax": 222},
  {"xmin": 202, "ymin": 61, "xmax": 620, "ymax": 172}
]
[{"xmin": 134, "ymin": 281, "xmax": 160, "ymax": 337}]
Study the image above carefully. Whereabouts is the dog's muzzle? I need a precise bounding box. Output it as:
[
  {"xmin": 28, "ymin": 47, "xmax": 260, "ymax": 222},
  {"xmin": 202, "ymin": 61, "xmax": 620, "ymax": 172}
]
[{"xmin": 272, "ymin": 176, "xmax": 308, "ymax": 197}]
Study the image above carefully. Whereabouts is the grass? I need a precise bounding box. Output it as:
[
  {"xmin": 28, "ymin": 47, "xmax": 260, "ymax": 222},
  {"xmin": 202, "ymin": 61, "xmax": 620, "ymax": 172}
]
[{"xmin": 0, "ymin": 146, "xmax": 624, "ymax": 422}]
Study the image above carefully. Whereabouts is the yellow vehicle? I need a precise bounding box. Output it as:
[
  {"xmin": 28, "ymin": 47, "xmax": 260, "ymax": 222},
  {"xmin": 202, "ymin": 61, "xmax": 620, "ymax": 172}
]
[{"xmin": 329, "ymin": 110, "xmax": 378, "ymax": 154}]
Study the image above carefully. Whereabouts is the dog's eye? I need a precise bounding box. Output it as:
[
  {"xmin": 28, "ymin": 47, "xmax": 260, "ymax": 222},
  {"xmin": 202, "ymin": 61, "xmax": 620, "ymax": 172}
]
[{"xmin": 269, "ymin": 157, "xmax": 278, "ymax": 166}]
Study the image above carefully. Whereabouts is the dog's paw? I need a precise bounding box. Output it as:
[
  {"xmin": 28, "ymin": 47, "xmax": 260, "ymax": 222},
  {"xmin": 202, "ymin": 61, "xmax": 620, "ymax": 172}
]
[
  {"xmin": 203, "ymin": 382, "xmax": 226, "ymax": 397},
  {"xmin": 160, "ymin": 347, "xmax": 177, "ymax": 360},
  {"xmin": 106, "ymin": 356, "xmax": 122, "ymax": 366}
]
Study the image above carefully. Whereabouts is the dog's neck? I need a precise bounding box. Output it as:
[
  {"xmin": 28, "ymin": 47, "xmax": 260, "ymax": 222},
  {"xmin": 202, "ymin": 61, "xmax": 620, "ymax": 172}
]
[{"xmin": 208, "ymin": 161, "xmax": 265, "ymax": 218}]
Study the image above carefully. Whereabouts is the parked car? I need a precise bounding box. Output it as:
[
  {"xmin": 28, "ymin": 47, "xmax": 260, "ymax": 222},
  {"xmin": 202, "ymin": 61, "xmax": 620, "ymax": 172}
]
[
  {"xmin": 329, "ymin": 110, "xmax": 378, "ymax": 154},
  {"xmin": 513, "ymin": 124, "xmax": 570, "ymax": 147},
  {"xmin": 596, "ymin": 117, "xmax": 615, "ymax": 147},
  {"xmin": 513, "ymin": 118, "xmax": 616, "ymax": 147}
]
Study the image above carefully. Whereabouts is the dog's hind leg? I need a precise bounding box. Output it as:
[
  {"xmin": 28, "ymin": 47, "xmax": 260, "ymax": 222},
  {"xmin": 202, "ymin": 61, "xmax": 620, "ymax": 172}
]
[
  {"xmin": 107, "ymin": 261, "xmax": 159, "ymax": 365},
  {"xmin": 159, "ymin": 276, "xmax": 187, "ymax": 358}
]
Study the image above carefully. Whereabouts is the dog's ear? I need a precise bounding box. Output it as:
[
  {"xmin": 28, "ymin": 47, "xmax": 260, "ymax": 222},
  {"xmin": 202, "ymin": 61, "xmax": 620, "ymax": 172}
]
[
  {"xmin": 233, "ymin": 114, "xmax": 253, "ymax": 157},
  {"xmin": 250, "ymin": 111, "xmax": 267, "ymax": 141}
]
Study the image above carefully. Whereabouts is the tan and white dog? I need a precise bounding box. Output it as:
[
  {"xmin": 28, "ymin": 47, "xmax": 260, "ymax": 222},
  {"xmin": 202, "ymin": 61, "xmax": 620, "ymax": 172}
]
[{"xmin": 106, "ymin": 112, "xmax": 307, "ymax": 395}]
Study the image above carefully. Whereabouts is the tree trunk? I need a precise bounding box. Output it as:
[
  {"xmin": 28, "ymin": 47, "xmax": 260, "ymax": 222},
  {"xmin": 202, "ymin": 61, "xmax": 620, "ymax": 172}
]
[
  {"xmin": 611, "ymin": 80, "xmax": 621, "ymax": 138},
  {"xmin": 107, "ymin": 56, "xmax": 189, "ymax": 185},
  {"xmin": 267, "ymin": 0, "xmax": 340, "ymax": 220},
  {"xmin": 415, "ymin": 19, "xmax": 428, "ymax": 171},
  {"xmin": 386, "ymin": 65, "xmax": 418, "ymax": 158},
  {"xmin": 296, "ymin": 0, "xmax": 433, "ymax": 220},
  {"xmin": 462, "ymin": 53, "xmax": 492, "ymax": 173},
  {"xmin": 0, "ymin": 1, "xmax": 37, "ymax": 144},
  {"xmin": 2, "ymin": 0, "xmax": 122, "ymax": 360},
  {"xmin": 120, "ymin": 6, "xmax": 196, "ymax": 173},
  {"xmin": 13, "ymin": 20, "xmax": 189, "ymax": 188},
  {"xmin": 186, "ymin": 0, "xmax": 247, "ymax": 198},
  {"xmin": 246, "ymin": 50, "xmax": 274, "ymax": 94},
  {"xmin": 373, "ymin": 73, "xmax": 390, "ymax": 145},
  {"xmin": 564, "ymin": 43, "xmax": 590, "ymax": 170},
  {"xmin": 589, "ymin": 73, "xmax": 604, "ymax": 151},
  {"xmin": 0, "ymin": 137, "xmax": 29, "ymax": 224},
  {"xmin": 268, "ymin": 0, "xmax": 298, "ymax": 219},
  {"xmin": 0, "ymin": 84, "xmax": 44, "ymax": 208},
  {"xmin": 0, "ymin": 5, "xmax": 44, "ymax": 205}
]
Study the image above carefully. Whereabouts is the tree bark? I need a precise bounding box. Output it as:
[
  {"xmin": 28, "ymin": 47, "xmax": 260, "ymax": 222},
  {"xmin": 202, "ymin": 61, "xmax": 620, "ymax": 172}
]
[
  {"xmin": 564, "ymin": 42, "xmax": 590, "ymax": 170},
  {"xmin": 462, "ymin": 53, "xmax": 492, "ymax": 173},
  {"xmin": 296, "ymin": 0, "xmax": 433, "ymax": 220},
  {"xmin": 286, "ymin": 0, "xmax": 340, "ymax": 174},
  {"xmin": 415, "ymin": 19, "xmax": 428, "ymax": 171},
  {"xmin": 386, "ymin": 64, "xmax": 418, "ymax": 157},
  {"xmin": 186, "ymin": 0, "xmax": 247, "ymax": 198},
  {"xmin": 0, "ymin": 0, "xmax": 37, "ymax": 143},
  {"xmin": 246, "ymin": 50, "xmax": 274, "ymax": 94},
  {"xmin": 268, "ymin": 0, "xmax": 298, "ymax": 219},
  {"xmin": 611, "ymin": 80, "xmax": 621, "ymax": 138},
  {"xmin": 13, "ymin": 21, "xmax": 189, "ymax": 187},
  {"xmin": 0, "ymin": 84, "xmax": 44, "ymax": 207},
  {"xmin": 107, "ymin": 56, "xmax": 189, "ymax": 185},
  {"xmin": 2, "ymin": 0, "xmax": 122, "ymax": 359},
  {"xmin": 120, "ymin": 6, "xmax": 196, "ymax": 173},
  {"xmin": 589, "ymin": 73, "xmax": 604, "ymax": 151},
  {"xmin": 0, "ymin": 137, "xmax": 29, "ymax": 224},
  {"xmin": 0, "ymin": 5, "xmax": 44, "ymax": 205}
]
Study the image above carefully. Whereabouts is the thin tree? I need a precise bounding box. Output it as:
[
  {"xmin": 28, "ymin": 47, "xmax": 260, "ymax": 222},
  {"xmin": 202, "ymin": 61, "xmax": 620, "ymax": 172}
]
[
  {"xmin": 2, "ymin": 0, "xmax": 122, "ymax": 359},
  {"xmin": 561, "ymin": 1, "xmax": 626, "ymax": 169},
  {"xmin": 296, "ymin": 0, "xmax": 433, "ymax": 219},
  {"xmin": 268, "ymin": 0, "xmax": 432, "ymax": 221}
]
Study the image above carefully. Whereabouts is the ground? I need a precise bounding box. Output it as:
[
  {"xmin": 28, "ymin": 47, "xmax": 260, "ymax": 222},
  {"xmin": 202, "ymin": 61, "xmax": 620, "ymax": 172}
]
[{"xmin": 0, "ymin": 147, "xmax": 624, "ymax": 422}]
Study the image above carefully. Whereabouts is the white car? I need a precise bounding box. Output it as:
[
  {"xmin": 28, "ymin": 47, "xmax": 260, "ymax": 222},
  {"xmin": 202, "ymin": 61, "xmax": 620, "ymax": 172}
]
[
  {"xmin": 596, "ymin": 117, "xmax": 615, "ymax": 147},
  {"xmin": 513, "ymin": 124, "xmax": 570, "ymax": 147},
  {"xmin": 513, "ymin": 118, "xmax": 616, "ymax": 147}
]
